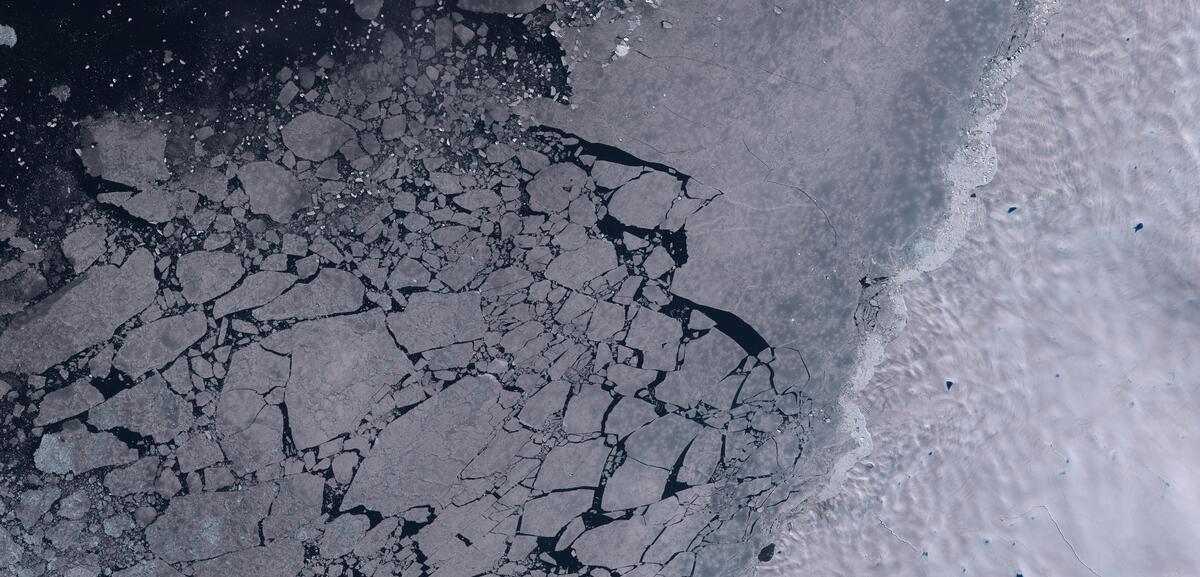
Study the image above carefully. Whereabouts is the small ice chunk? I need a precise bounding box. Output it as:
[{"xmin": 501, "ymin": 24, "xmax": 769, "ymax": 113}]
[
  {"xmin": 353, "ymin": 0, "xmax": 384, "ymax": 20},
  {"xmin": 49, "ymin": 84, "xmax": 71, "ymax": 102},
  {"xmin": 0, "ymin": 25, "xmax": 16, "ymax": 48}
]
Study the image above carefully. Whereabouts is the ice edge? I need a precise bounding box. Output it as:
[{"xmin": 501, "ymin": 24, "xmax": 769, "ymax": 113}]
[{"xmin": 811, "ymin": 0, "xmax": 1060, "ymax": 507}]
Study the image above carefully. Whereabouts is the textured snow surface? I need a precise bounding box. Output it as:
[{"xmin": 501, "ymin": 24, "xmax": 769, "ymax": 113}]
[{"xmin": 767, "ymin": 2, "xmax": 1200, "ymax": 575}]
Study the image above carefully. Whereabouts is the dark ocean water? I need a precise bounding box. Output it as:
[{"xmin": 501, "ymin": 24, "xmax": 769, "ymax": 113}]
[{"xmin": 0, "ymin": 0, "xmax": 364, "ymax": 209}]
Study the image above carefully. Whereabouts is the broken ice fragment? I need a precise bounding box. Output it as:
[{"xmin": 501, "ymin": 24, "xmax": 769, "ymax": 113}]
[
  {"xmin": 262, "ymin": 473, "xmax": 325, "ymax": 541},
  {"xmin": 263, "ymin": 310, "xmax": 413, "ymax": 449},
  {"xmin": 277, "ymin": 81, "xmax": 300, "ymax": 107},
  {"xmin": 176, "ymin": 250, "xmax": 245, "ymax": 304},
  {"xmin": 220, "ymin": 404, "xmax": 285, "ymax": 475},
  {"xmin": 520, "ymin": 489, "xmax": 593, "ymax": 536},
  {"xmin": 543, "ymin": 238, "xmax": 617, "ymax": 292},
  {"xmin": 175, "ymin": 433, "xmax": 225, "ymax": 473},
  {"xmin": 574, "ymin": 516, "xmax": 659, "ymax": 568},
  {"xmin": 34, "ymin": 426, "xmax": 138, "ymax": 475},
  {"xmin": 104, "ymin": 457, "xmax": 160, "ymax": 496},
  {"xmin": 61, "ymin": 224, "xmax": 106, "ymax": 273},
  {"xmin": 214, "ymin": 344, "xmax": 289, "ymax": 472},
  {"xmin": 112, "ymin": 560, "xmax": 184, "ymax": 577},
  {"xmin": 79, "ymin": 119, "xmax": 169, "ymax": 189},
  {"xmin": 0, "ymin": 248, "xmax": 156, "ymax": 374},
  {"xmin": 34, "ymin": 380, "xmax": 104, "ymax": 426},
  {"xmin": 517, "ymin": 379, "xmax": 569, "ymax": 426},
  {"xmin": 624, "ymin": 414, "xmax": 699, "ymax": 468},
  {"xmin": 88, "ymin": 375, "xmax": 194, "ymax": 443},
  {"xmin": 380, "ymin": 115, "xmax": 406, "ymax": 140},
  {"xmin": 608, "ymin": 171, "xmax": 682, "ymax": 229},
  {"xmin": 145, "ymin": 484, "xmax": 275, "ymax": 562},
  {"xmin": 590, "ymin": 160, "xmax": 642, "ymax": 189},
  {"xmin": 238, "ymin": 161, "xmax": 309, "ymax": 222},
  {"xmin": 526, "ymin": 162, "xmax": 587, "ymax": 213},
  {"xmin": 253, "ymin": 267, "xmax": 364, "ymax": 321},
  {"xmin": 97, "ymin": 188, "xmax": 179, "ymax": 223},
  {"xmin": 534, "ymin": 438, "xmax": 610, "ymax": 491},
  {"xmin": 386, "ymin": 291, "xmax": 486, "ymax": 353},
  {"xmin": 331, "ymin": 452, "xmax": 358, "ymax": 484},
  {"xmin": 212, "ymin": 271, "xmax": 295, "ymax": 318},
  {"xmin": 113, "ymin": 311, "xmax": 207, "ymax": 377},
  {"xmin": 602, "ymin": 458, "xmax": 670, "ymax": 510},
  {"xmin": 563, "ymin": 385, "xmax": 610, "ymax": 434},
  {"xmin": 15, "ymin": 486, "xmax": 60, "ymax": 527},
  {"xmin": 191, "ymin": 540, "xmax": 304, "ymax": 577},
  {"xmin": 0, "ymin": 268, "xmax": 44, "ymax": 316},
  {"xmin": 281, "ymin": 112, "xmax": 356, "ymax": 161},
  {"xmin": 625, "ymin": 307, "xmax": 684, "ymax": 371},
  {"xmin": 319, "ymin": 514, "xmax": 369, "ymax": 559},
  {"xmin": 180, "ymin": 167, "xmax": 228, "ymax": 202},
  {"xmin": 342, "ymin": 376, "xmax": 502, "ymax": 514}
]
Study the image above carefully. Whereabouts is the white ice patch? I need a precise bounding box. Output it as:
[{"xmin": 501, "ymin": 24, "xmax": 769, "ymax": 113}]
[
  {"xmin": 0, "ymin": 24, "xmax": 16, "ymax": 48},
  {"xmin": 769, "ymin": 1, "xmax": 1200, "ymax": 576}
]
